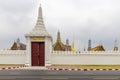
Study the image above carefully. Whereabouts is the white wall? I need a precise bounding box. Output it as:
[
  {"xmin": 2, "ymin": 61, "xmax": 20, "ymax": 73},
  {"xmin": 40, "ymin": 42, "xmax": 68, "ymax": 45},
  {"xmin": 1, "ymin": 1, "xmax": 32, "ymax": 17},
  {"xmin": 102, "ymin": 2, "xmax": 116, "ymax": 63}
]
[
  {"xmin": 45, "ymin": 37, "xmax": 52, "ymax": 66},
  {"xmin": 1, "ymin": 50, "xmax": 120, "ymax": 65},
  {"xmin": 51, "ymin": 51, "xmax": 120, "ymax": 65},
  {"xmin": 0, "ymin": 50, "xmax": 26, "ymax": 64}
]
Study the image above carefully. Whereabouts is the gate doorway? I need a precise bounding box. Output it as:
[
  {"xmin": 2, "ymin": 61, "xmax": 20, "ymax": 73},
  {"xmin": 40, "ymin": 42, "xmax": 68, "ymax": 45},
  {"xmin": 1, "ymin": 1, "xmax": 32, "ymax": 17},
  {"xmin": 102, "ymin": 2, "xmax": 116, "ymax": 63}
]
[{"xmin": 31, "ymin": 42, "xmax": 45, "ymax": 66}]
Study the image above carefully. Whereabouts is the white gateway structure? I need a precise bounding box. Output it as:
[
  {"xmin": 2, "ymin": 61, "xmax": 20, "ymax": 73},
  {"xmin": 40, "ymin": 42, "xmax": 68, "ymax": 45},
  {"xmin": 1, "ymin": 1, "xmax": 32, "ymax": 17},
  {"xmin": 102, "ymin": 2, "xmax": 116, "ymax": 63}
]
[
  {"xmin": 25, "ymin": 5, "xmax": 52, "ymax": 67},
  {"xmin": 0, "ymin": 5, "xmax": 120, "ymax": 66}
]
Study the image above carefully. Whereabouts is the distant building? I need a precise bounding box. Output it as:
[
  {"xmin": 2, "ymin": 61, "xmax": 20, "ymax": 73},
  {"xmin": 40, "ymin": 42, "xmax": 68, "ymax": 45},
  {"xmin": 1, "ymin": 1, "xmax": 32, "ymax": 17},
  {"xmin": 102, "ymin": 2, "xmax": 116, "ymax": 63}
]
[
  {"xmin": 11, "ymin": 38, "xmax": 26, "ymax": 50},
  {"xmin": 53, "ymin": 31, "xmax": 71, "ymax": 51}
]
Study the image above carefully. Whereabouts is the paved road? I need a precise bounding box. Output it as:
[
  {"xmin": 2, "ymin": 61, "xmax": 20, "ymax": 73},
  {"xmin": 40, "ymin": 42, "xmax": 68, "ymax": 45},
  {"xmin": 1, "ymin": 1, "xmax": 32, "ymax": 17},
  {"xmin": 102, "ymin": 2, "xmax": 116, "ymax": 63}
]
[{"xmin": 0, "ymin": 70, "xmax": 120, "ymax": 80}]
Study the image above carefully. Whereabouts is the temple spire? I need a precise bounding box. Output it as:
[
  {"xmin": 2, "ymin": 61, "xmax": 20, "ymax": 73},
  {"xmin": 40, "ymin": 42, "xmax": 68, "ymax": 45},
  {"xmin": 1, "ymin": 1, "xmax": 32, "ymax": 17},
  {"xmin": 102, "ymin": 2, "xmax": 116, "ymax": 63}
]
[
  {"xmin": 71, "ymin": 40, "xmax": 75, "ymax": 52},
  {"xmin": 26, "ymin": 4, "xmax": 51, "ymax": 37},
  {"xmin": 114, "ymin": 39, "xmax": 118, "ymax": 51},
  {"xmin": 66, "ymin": 38, "xmax": 69, "ymax": 46},
  {"xmin": 36, "ymin": 5, "xmax": 44, "ymax": 27},
  {"xmin": 57, "ymin": 31, "xmax": 61, "ymax": 42},
  {"xmin": 87, "ymin": 39, "xmax": 91, "ymax": 51},
  {"xmin": 16, "ymin": 38, "xmax": 20, "ymax": 50}
]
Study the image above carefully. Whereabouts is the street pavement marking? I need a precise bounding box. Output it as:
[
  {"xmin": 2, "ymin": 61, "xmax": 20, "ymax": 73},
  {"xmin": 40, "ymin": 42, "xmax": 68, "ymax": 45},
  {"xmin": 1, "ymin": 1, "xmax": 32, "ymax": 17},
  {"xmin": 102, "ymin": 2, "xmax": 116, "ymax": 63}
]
[
  {"xmin": 0, "ymin": 79, "xmax": 16, "ymax": 80},
  {"xmin": 43, "ymin": 79, "xmax": 68, "ymax": 80},
  {"xmin": 42, "ymin": 78, "xmax": 68, "ymax": 80},
  {"xmin": 94, "ymin": 78, "xmax": 118, "ymax": 80}
]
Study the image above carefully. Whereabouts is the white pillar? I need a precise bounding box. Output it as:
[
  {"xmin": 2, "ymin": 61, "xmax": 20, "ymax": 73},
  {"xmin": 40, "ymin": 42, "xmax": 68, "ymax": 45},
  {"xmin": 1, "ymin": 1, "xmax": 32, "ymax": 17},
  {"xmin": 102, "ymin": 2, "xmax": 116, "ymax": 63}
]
[
  {"xmin": 25, "ymin": 37, "xmax": 31, "ymax": 66},
  {"xmin": 45, "ymin": 37, "xmax": 52, "ymax": 66}
]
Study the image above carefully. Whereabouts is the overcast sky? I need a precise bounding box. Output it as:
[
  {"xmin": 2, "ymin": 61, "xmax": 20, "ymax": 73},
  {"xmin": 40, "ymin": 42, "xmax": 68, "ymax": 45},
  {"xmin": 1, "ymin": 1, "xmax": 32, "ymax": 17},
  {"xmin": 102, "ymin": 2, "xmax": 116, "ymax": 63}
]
[{"xmin": 0, "ymin": 0, "xmax": 120, "ymax": 51}]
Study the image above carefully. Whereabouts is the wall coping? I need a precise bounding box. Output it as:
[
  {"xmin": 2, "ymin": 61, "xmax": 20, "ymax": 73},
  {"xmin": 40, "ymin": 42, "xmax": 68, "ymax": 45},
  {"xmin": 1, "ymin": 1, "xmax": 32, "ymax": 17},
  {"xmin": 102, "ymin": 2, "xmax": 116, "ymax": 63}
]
[
  {"xmin": 0, "ymin": 50, "xmax": 26, "ymax": 54},
  {"xmin": 52, "ymin": 51, "xmax": 120, "ymax": 55}
]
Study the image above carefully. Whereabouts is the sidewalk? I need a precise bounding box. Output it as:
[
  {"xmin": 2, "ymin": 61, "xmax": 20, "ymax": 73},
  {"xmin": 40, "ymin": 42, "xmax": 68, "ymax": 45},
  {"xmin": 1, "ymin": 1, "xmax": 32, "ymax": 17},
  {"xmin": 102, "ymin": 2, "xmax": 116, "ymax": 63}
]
[
  {"xmin": 47, "ymin": 65, "xmax": 120, "ymax": 71},
  {"xmin": 17, "ymin": 66, "xmax": 47, "ymax": 70},
  {"xmin": 0, "ymin": 66, "xmax": 25, "ymax": 70}
]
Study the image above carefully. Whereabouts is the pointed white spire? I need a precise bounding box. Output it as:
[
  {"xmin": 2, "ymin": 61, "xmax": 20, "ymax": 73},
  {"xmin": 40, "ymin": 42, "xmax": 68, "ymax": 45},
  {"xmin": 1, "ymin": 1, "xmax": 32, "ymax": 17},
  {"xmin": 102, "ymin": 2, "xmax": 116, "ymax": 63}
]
[
  {"xmin": 26, "ymin": 4, "xmax": 51, "ymax": 37},
  {"xmin": 87, "ymin": 39, "xmax": 91, "ymax": 51},
  {"xmin": 16, "ymin": 38, "xmax": 20, "ymax": 50},
  {"xmin": 115, "ymin": 39, "xmax": 118, "ymax": 47},
  {"xmin": 114, "ymin": 39, "xmax": 118, "ymax": 51},
  {"xmin": 36, "ymin": 4, "xmax": 44, "ymax": 26}
]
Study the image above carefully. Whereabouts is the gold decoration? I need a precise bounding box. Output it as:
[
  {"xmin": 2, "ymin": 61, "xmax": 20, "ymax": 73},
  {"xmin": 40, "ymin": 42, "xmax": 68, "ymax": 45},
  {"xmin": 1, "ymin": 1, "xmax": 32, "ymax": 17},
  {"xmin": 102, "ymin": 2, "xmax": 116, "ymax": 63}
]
[{"xmin": 30, "ymin": 37, "xmax": 45, "ymax": 41}]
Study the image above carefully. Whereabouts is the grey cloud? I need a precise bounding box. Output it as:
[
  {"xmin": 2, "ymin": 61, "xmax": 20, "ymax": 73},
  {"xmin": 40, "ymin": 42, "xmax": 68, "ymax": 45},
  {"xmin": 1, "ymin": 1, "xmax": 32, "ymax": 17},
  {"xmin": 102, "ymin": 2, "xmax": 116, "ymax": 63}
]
[{"xmin": 0, "ymin": 0, "xmax": 120, "ymax": 50}]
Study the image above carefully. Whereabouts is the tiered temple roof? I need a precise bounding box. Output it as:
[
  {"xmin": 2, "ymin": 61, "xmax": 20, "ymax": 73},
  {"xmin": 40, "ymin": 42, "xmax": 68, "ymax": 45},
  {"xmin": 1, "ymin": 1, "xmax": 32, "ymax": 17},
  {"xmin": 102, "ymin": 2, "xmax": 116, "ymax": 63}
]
[
  {"xmin": 53, "ymin": 31, "xmax": 71, "ymax": 51},
  {"xmin": 11, "ymin": 38, "xmax": 26, "ymax": 50}
]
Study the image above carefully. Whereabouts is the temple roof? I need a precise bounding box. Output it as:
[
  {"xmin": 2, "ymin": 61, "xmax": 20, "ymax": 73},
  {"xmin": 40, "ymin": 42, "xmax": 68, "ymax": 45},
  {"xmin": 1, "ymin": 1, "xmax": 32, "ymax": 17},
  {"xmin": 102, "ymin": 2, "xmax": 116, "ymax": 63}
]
[
  {"xmin": 11, "ymin": 38, "xmax": 26, "ymax": 50},
  {"xmin": 91, "ymin": 44, "xmax": 105, "ymax": 51},
  {"xmin": 25, "ymin": 5, "xmax": 51, "ymax": 38},
  {"xmin": 53, "ymin": 31, "xmax": 65, "ymax": 51},
  {"xmin": 53, "ymin": 31, "xmax": 71, "ymax": 51}
]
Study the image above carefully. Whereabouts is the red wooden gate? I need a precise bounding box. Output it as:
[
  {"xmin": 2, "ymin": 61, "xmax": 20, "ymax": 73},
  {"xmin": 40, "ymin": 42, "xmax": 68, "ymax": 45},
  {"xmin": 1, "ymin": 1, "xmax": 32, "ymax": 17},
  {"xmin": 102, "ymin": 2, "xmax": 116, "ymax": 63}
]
[{"xmin": 31, "ymin": 42, "xmax": 45, "ymax": 66}]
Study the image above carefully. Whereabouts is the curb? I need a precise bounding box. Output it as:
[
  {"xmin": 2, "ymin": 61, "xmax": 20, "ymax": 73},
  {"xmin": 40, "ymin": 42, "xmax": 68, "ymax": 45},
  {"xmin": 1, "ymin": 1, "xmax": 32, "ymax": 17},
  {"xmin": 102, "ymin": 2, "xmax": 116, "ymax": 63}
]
[
  {"xmin": 0, "ymin": 65, "xmax": 26, "ymax": 70},
  {"xmin": 47, "ymin": 68, "xmax": 120, "ymax": 71}
]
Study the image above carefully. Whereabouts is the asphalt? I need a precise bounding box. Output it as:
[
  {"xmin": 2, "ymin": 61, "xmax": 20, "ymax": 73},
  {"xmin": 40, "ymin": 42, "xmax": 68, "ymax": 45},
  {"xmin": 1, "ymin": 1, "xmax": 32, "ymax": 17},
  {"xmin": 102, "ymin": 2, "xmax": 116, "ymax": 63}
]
[{"xmin": 0, "ymin": 70, "xmax": 120, "ymax": 80}]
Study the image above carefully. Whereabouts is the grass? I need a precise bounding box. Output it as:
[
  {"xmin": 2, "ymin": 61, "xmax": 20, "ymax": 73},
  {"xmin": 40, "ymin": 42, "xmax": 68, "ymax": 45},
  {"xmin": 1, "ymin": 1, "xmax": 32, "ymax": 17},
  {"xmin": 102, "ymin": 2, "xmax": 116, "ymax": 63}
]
[
  {"xmin": 1, "ymin": 64, "xmax": 120, "ymax": 69},
  {"xmin": 0, "ymin": 64, "xmax": 25, "ymax": 66},
  {"xmin": 51, "ymin": 65, "xmax": 120, "ymax": 69}
]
